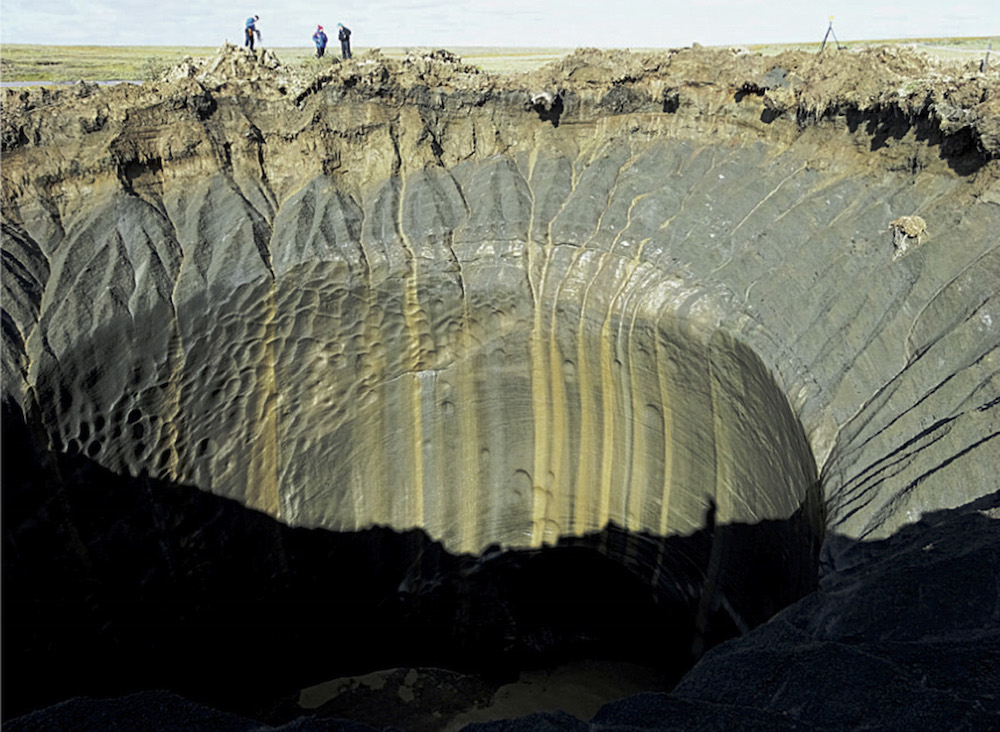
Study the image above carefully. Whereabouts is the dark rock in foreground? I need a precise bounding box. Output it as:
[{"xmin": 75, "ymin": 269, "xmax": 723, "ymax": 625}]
[{"xmin": 8, "ymin": 494, "xmax": 998, "ymax": 730}]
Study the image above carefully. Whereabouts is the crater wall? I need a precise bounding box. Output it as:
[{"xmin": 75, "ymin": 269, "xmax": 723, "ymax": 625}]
[
  {"xmin": 2, "ymin": 45, "xmax": 999, "ymax": 723},
  {"xmin": 6, "ymin": 160, "xmax": 823, "ymax": 556},
  {"xmin": 4, "ymin": 46, "xmax": 996, "ymax": 554}
]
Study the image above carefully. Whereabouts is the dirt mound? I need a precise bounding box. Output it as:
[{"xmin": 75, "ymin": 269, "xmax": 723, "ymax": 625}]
[
  {"xmin": 399, "ymin": 48, "xmax": 483, "ymax": 81},
  {"xmin": 159, "ymin": 43, "xmax": 488, "ymax": 102},
  {"xmin": 2, "ymin": 43, "xmax": 998, "ymax": 167},
  {"xmin": 149, "ymin": 43, "xmax": 1000, "ymax": 152},
  {"xmin": 293, "ymin": 48, "xmax": 490, "ymax": 104},
  {"xmin": 165, "ymin": 42, "xmax": 289, "ymax": 90},
  {"xmin": 760, "ymin": 45, "xmax": 998, "ymax": 129},
  {"xmin": 508, "ymin": 44, "xmax": 999, "ymax": 158}
]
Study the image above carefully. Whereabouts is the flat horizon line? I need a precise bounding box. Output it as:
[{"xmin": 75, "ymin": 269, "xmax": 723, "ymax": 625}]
[{"xmin": 1, "ymin": 36, "xmax": 995, "ymax": 50}]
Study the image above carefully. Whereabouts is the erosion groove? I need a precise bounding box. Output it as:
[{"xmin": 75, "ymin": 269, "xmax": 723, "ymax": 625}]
[{"xmin": 2, "ymin": 44, "xmax": 999, "ymax": 729}]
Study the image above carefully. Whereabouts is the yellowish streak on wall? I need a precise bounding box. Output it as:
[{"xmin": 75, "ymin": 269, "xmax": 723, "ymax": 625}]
[
  {"xmin": 397, "ymin": 174, "xmax": 425, "ymax": 530},
  {"xmin": 247, "ymin": 285, "xmax": 281, "ymax": 517},
  {"xmin": 626, "ymin": 303, "xmax": 646, "ymax": 531},
  {"xmin": 655, "ymin": 307, "xmax": 673, "ymax": 535},
  {"xmin": 572, "ymin": 251, "xmax": 609, "ymax": 535},
  {"xmin": 542, "ymin": 249, "xmax": 583, "ymax": 544},
  {"xmin": 356, "ymin": 249, "xmax": 388, "ymax": 530},
  {"xmin": 455, "ymin": 317, "xmax": 481, "ymax": 553}
]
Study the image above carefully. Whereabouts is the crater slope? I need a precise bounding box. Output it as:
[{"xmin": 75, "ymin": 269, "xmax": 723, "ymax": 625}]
[{"xmin": 2, "ymin": 44, "xmax": 998, "ymax": 728}]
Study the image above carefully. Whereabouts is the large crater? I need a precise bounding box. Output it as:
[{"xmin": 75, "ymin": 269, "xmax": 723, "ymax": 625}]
[{"xmin": 3, "ymin": 45, "xmax": 998, "ymax": 728}]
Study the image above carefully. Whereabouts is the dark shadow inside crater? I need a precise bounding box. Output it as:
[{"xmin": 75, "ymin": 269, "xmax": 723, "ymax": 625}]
[{"xmin": 3, "ymin": 399, "xmax": 822, "ymax": 726}]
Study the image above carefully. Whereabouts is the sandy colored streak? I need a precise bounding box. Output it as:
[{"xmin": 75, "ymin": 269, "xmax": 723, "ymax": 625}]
[
  {"xmin": 540, "ymin": 247, "xmax": 585, "ymax": 544},
  {"xmin": 596, "ymin": 292, "xmax": 619, "ymax": 530},
  {"xmin": 672, "ymin": 147, "xmax": 726, "ymax": 251},
  {"xmin": 138, "ymin": 201, "xmax": 186, "ymax": 487},
  {"xmin": 545, "ymin": 140, "xmax": 584, "ymax": 248},
  {"xmin": 160, "ymin": 311, "xmax": 186, "ymax": 484},
  {"xmin": 620, "ymin": 266, "xmax": 650, "ymax": 530},
  {"xmin": 356, "ymin": 240, "xmax": 389, "ymax": 531},
  {"xmin": 587, "ymin": 144, "xmax": 640, "ymax": 250},
  {"xmin": 246, "ymin": 283, "xmax": 281, "ymax": 517},
  {"xmin": 647, "ymin": 291, "xmax": 676, "ymax": 591},
  {"xmin": 454, "ymin": 348, "xmax": 482, "ymax": 553},
  {"xmin": 532, "ymin": 134, "xmax": 596, "ymax": 546},
  {"xmin": 532, "ymin": 137, "xmax": 583, "ymax": 546},
  {"xmin": 396, "ymin": 171, "xmax": 425, "ymax": 529},
  {"xmin": 527, "ymin": 250, "xmax": 553, "ymax": 544},
  {"xmin": 653, "ymin": 296, "xmax": 675, "ymax": 535},
  {"xmin": 611, "ymin": 189, "xmax": 653, "ymax": 253},
  {"xmin": 571, "ymin": 250, "xmax": 611, "ymax": 534},
  {"xmin": 571, "ymin": 143, "xmax": 637, "ymax": 530},
  {"xmin": 601, "ymin": 188, "xmax": 657, "ymax": 529},
  {"xmin": 451, "ymin": 232, "xmax": 481, "ymax": 553},
  {"xmin": 656, "ymin": 145, "xmax": 710, "ymax": 233},
  {"xmin": 770, "ymin": 169, "xmax": 846, "ymax": 227},
  {"xmin": 538, "ymin": 135, "xmax": 609, "ymax": 534},
  {"xmin": 730, "ymin": 164, "xmax": 807, "ymax": 238},
  {"xmin": 707, "ymin": 345, "xmax": 731, "ymax": 525},
  {"xmin": 521, "ymin": 145, "xmax": 548, "ymax": 549},
  {"xmin": 608, "ymin": 195, "xmax": 667, "ymax": 531},
  {"xmin": 594, "ymin": 211, "xmax": 648, "ymax": 531}
]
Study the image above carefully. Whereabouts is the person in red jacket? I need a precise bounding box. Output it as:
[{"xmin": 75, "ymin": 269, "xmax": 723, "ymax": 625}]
[{"xmin": 312, "ymin": 25, "xmax": 328, "ymax": 58}]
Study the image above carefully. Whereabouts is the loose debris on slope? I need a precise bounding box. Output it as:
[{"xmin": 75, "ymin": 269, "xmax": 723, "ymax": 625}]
[{"xmin": 4, "ymin": 42, "xmax": 999, "ymax": 151}]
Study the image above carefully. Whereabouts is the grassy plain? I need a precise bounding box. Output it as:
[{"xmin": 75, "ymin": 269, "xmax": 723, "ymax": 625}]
[
  {"xmin": 0, "ymin": 45, "xmax": 210, "ymax": 82},
  {"xmin": 1, "ymin": 37, "xmax": 996, "ymax": 83},
  {"xmin": 745, "ymin": 35, "xmax": 996, "ymax": 59}
]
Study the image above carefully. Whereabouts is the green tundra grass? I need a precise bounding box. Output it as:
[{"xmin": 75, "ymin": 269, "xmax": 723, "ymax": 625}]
[
  {"xmin": 0, "ymin": 44, "xmax": 577, "ymax": 82},
  {"xmin": 0, "ymin": 37, "xmax": 995, "ymax": 83}
]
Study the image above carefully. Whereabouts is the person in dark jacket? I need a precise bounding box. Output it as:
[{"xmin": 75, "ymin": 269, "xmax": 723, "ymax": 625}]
[
  {"xmin": 245, "ymin": 15, "xmax": 260, "ymax": 50},
  {"xmin": 337, "ymin": 23, "xmax": 352, "ymax": 59},
  {"xmin": 312, "ymin": 25, "xmax": 328, "ymax": 58}
]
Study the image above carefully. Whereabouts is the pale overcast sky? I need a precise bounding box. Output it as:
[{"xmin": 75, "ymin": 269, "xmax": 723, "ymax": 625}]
[{"xmin": 1, "ymin": 0, "xmax": 997, "ymax": 49}]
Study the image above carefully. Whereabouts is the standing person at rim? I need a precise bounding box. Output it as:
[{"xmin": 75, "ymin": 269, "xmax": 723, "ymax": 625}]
[
  {"xmin": 245, "ymin": 15, "xmax": 261, "ymax": 51},
  {"xmin": 337, "ymin": 23, "xmax": 352, "ymax": 59},
  {"xmin": 312, "ymin": 25, "xmax": 328, "ymax": 58}
]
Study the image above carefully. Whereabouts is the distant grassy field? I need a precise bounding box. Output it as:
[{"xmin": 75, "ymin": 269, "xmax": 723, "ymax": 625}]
[
  {"xmin": 0, "ymin": 44, "xmax": 575, "ymax": 82},
  {"xmin": 0, "ymin": 45, "xmax": 215, "ymax": 82},
  {"xmin": 745, "ymin": 35, "xmax": 996, "ymax": 58},
  {"xmin": 1, "ymin": 38, "xmax": 995, "ymax": 84}
]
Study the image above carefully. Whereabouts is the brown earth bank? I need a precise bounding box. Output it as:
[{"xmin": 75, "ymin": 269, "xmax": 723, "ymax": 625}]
[
  {"xmin": 2, "ymin": 44, "xmax": 999, "ymax": 730},
  {"xmin": 3, "ymin": 43, "xmax": 1000, "ymax": 182}
]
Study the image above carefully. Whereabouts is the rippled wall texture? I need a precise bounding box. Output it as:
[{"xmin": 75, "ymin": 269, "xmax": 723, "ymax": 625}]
[{"xmin": 3, "ymin": 49, "xmax": 998, "ymax": 562}]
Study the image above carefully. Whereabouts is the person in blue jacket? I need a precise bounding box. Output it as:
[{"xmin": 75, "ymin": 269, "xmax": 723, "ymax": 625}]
[
  {"xmin": 312, "ymin": 25, "xmax": 328, "ymax": 58},
  {"xmin": 245, "ymin": 15, "xmax": 260, "ymax": 51},
  {"xmin": 337, "ymin": 23, "xmax": 352, "ymax": 59}
]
